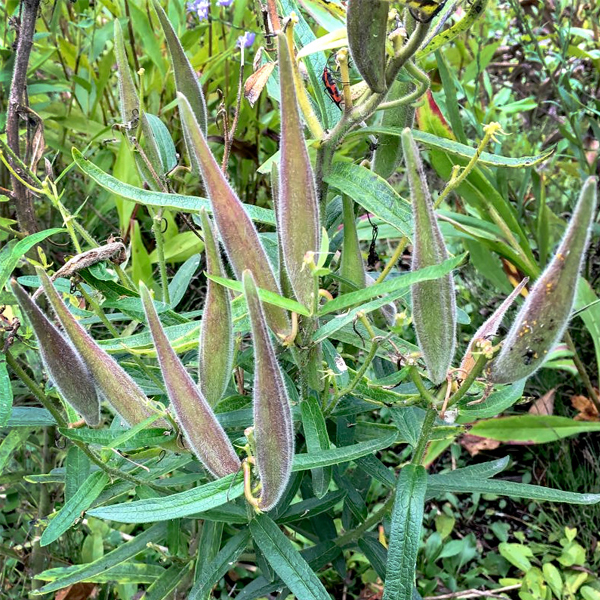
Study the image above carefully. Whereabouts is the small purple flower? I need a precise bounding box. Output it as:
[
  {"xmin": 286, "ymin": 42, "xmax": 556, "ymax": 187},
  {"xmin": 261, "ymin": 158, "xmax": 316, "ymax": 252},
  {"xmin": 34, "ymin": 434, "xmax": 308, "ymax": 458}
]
[
  {"xmin": 187, "ymin": 0, "xmax": 210, "ymax": 21},
  {"xmin": 216, "ymin": 0, "xmax": 234, "ymax": 5},
  {"xmin": 237, "ymin": 31, "xmax": 256, "ymax": 49}
]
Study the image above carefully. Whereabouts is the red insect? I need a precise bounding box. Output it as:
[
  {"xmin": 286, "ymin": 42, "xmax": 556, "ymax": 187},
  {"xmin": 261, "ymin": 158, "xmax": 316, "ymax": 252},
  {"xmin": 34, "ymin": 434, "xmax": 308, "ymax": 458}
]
[{"xmin": 322, "ymin": 66, "xmax": 343, "ymax": 109}]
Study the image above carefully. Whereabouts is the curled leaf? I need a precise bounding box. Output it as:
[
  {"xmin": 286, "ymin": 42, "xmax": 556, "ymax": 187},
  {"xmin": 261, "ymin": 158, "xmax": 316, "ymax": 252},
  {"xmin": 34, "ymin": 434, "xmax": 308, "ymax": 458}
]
[
  {"xmin": 403, "ymin": 127, "xmax": 456, "ymax": 384},
  {"xmin": 243, "ymin": 270, "xmax": 294, "ymax": 511},
  {"xmin": 140, "ymin": 283, "xmax": 240, "ymax": 478},
  {"xmin": 490, "ymin": 177, "xmax": 598, "ymax": 384},
  {"xmin": 277, "ymin": 32, "xmax": 321, "ymax": 310},
  {"xmin": 198, "ymin": 209, "xmax": 234, "ymax": 406},
  {"xmin": 36, "ymin": 268, "xmax": 164, "ymax": 427},
  {"xmin": 177, "ymin": 92, "xmax": 290, "ymax": 338},
  {"xmin": 11, "ymin": 280, "xmax": 100, "ymax": 426}
]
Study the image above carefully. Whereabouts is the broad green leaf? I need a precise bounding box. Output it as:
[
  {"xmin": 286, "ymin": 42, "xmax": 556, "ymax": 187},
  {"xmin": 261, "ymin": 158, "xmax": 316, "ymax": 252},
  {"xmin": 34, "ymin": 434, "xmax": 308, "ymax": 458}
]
[
  {"xmin": 0, "ymin": 228, "xmax": 64, "ymax": 290},
  {"xmin": 292, "ymin": 432, "xmax": 397, "ymax": 471},
  {"xmin": 208, "ymin": 273, "xmax": 310, "ymax": 316},
  {"xmin": 65, "ymin": 446, "xmax": 91, "ymax": 503},
  {"xmin": 0, "ymin": 359, "xmax": 12, "ymax": 426},
  {"xmin": 189, "ymin": 529, "xmax": 250, "ymax": 600},
  {"xmin": 384, "ymin": 465, "xmax": 428, "ymax": 600},
  {"xmin": 349, "ymin": 128, "xmax": 554, "ymax": 169},
  {"xmin": 249, "ymin": 514, "xmax": 331, "ymax": 600},
  {"xmin": 5, "ymin": 407, "xmax": 56, "ymax": 427},
  {"xmin": 143, "ymin": 562, "xmax": 193, "ymax": 600},
  {"xmin": 325, "ymin": 163, "xmax": 412, "ymax": 238},
  {"xmin": 499, "ymin": 543, "xmax": 534, "ymax": 572},
  {"xmin": 301, "ymin": 396, "xmax": 332, "ymax": 498},
  {"xmin": 87, "ymin": 473, "xmax": 244, "ymax": 523},
  {"xmin": 41, "ymin": 471, "xmax": 110, "ymax": 546},
  {"xmin": 427, "ymin": 475, "xmax": 600, "ymax": 504},
  {"xmin": 469, "ymin": 415, "xmax": 600, "ymax": 443},
  {"xmin": 34, "ymin": 523, "xmax": 168, "ymax": 594},
  {"xmin": 320, "ymin": 254, "xmax": 465, "ymax": 316},
  {"xmin": 458, "ymin": 380, "xmax": 526, "ymax": 421},
  {"xmin": 72, "ymin": 148, "xmax": 275, "ymax": 225}
]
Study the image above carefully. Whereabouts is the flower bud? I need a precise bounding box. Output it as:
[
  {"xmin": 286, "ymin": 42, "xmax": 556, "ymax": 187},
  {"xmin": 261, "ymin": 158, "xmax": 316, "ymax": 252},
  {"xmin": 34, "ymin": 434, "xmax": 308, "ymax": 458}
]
[
  {"xmin": 243, "ymin": 270, "xmax": 294, "ymax": 511},
  {"xmin": 347, "ymin": 0, "xmax": 389, "ymax": 93},
  {"xmin": 490, "ymin": 177, "xmax": 598, "ymax": 383},
  {"xmin": 177, "ymin": 92, "xmax": 290, "ymax": 338},
  {"xmin": 277, "ymin": 32, "xmax": 321, "ymax": 310},
  {"xmin": 140, "ymin": 283, "xmax": 240, "ymax": 478},
  {"xmin": 11, "ymin": 280, "xmax": 100, "ymax": 426},
  {"xmin": 402, "ymin": 128, "xmax": 456, "ymax": 384},
  {"xmin": 198, "ymin": 209, "xmax": 233, "ymax": 406},
  {"xmin": 36, "ymin": 268, "xmax": 164, "ymax": 427}
]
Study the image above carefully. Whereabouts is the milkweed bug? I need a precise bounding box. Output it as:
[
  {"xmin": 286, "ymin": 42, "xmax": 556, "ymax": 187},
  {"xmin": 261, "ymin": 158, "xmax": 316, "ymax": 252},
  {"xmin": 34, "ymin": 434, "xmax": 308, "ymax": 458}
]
[{"xmin": 322, "ymin": 66, "xmax": 343, "ymax": 109}]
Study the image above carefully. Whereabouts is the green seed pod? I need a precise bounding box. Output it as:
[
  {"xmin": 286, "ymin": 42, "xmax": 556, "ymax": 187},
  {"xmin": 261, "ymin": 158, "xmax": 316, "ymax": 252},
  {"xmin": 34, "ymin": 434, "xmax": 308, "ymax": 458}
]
[
  {"xmin": 36, "ymin": 268, "xmax": 164, "ymax": 427},
  {"xmin": 490, "ymin": 177, "xmax": 598, "ymax": 384},
  {"xmin": 277, "ymin": 32, "xmax": 321, "ymax": 310},
  {"xmin": 402, "ymin": 128, "xmax": 456, "ymax": 384},
  {"xmin": 372, "ymin": 81, "xmax": 414, "ymax": 179},
  {"xmin": 11, "ymin": 280, "xmax": 100, "ymax": 426},
  {"xmin": 243, "ymin": 270, "xmax": 294, "ymax": 511},
  {"xmin": 177, "ymin": 92, "xmax": 290, "ymax": 339},
  {"xmin": 198, "ymin": 209, "xmax": 233, "ymax": 407},
  {"xmin": 347, "ymin": 0, "xmax": 389, "ymax": 93},
  {"xmin": 140, "ymin": 283, "xmax": 240, "ymax": 478}
]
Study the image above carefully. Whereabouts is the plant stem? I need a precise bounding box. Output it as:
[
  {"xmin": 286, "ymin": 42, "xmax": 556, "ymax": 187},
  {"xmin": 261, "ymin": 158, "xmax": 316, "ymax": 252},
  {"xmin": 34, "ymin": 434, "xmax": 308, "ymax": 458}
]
[
  {"xmin": 446, "ymin": 353, "xmax": 489, "ymax": 409},
  {"xmin": 409, "ymin": 366, "xmax": 437, "ymax": 406},
  {"xmin": 151, "ymin": 209, "xmax": 170, "ymax": 304},
  {"xmin": 376, "ymin": 238, "xmax": 408, "ymax": 284},
  {"xmin": 335, "ymin": 493, "xmax": 396, "ymax": 547}
]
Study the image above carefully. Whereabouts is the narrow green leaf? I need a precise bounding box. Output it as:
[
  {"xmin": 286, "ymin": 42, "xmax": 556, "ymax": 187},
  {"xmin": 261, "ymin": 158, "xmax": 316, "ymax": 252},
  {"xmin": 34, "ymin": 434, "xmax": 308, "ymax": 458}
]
[
  {"xmin": 320, "ymin": 254, "xmax": 465, "ymax": 316},
  {"xmin": 72, "ymin": 148, "xmax": 275, "ymax": 225},
  {"xmin": 292, "ymin": 432, "xmax": 397, "ymax": 471},
  {"xmin": 458, "ymin": 380, "xmax": 526, "ymax": 420},
  {"xmin": 58, "ymin": 426, "xmax": 174, "ymax": 450},
  {"xmin": 87, "ymin": 473, "xmax": 244, "ymax": 523},
  {"xmin": 249, "ymin": 514, "xmax": 331, "ymax": 600},
  {"xmin": 33, "ymin": 523, "xmax": 168, "ymax": 594},
  {"xmin": 65, "ymin": 446, "xmax": 91, "ymax": 503},
  {"xmin": 35, "ymin": 563, "xmax": 166, "ymax": 584},
  {"xmin": 325, "ymin": 162, "xmax": 412, "ymax": 238},
  {"xmin": 41, "ymin": 471, "xmax": 109, "ymax": 547},
  {"xmin": 0, "ymin": 359, "xmax": 13, "ymax": 427},
  {"xmin": 5, "ymin": 407, "xmax": 56, "ymax": 427},
  {"xmin": 0, "ymin": 429, "xmax": 30, "ymax": 475},
  {"xmin": 301, "ymin": 396, "xmax": 332, "ymax": 498},
  {"xmin": 189, "ymin": 529, "xmax": 250, "ymax": 600},
  {"xmin": 144, "ymin": 113, "xmax": 178, "ymax": 174},
  {"xmin": 144, "ymin": 562, "xmax": 193, "ymax": 600},
  {"xmin": 169, "ymin": 255, "xmax": 200, "ymax": 309},
  {"xmin": 276, "ymin": 490, "xmax": 347, "ymax": 524},
  {"xmin": 383, "ymin": 465, "xmax": 428, "ymax": 600},
  {"xmin": 0, "ymin": 228, "xmax": 63, "ymax": 290}
]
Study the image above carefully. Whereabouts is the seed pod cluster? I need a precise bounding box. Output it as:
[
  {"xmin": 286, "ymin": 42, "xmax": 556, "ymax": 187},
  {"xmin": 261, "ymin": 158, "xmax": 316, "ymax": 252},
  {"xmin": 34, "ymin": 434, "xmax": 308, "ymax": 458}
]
[
  {"xmin": 402, "ymin": 128, "xmax": 456, "ymax": 384},
  {"xmin": 347, "ymin": 0, "xmax": 389, "ymax": 93},
  {"xmin": 490, "ymin": 177, "xmax": 598, "ymax": 384},
  {"xmin": 11, "ymin": 280, "xmax": 100, "ymax": 426}
]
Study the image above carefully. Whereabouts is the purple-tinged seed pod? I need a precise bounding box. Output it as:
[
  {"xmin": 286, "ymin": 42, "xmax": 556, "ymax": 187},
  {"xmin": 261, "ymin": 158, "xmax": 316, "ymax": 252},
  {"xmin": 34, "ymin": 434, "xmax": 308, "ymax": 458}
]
[
  {"xmin": 177, "ymin": 92, "xmax": 290, "ymax": 339},
  {"xmin": 198, "ymin": 209, "xmax": 234, "ymax": 407},
  {"xmin": 402, "ymin": 128, "xmax": 456, "ymax": 384},
  {"xmin": 36, "ymin": 268, "xmax": 165, "ymax": 427},
  {"xmin": 490, "ymin": 177, "xmax": 598, "ymax": 384},
  {"xmin": 11, "ymin": 280, "xmax": 100, "ymax": 426},
  {"xmin": 243, "ymin": 270, "xmax": 294, "ymax": 511},
  {"xmin": 277, "ymin": 32, "xmax": 321, "ymax": 311},
  {"xmin": 140, "ymin": 283, "xmax": 240, "ymax": 478},
  {"xmin": 460, "ymin": 278, "xmax": 529, "ymax": 377}
]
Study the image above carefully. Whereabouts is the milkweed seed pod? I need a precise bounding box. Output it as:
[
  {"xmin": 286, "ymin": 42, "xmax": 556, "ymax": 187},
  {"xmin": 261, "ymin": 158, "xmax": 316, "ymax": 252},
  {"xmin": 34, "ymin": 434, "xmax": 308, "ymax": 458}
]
[
  {"xmin": 277, "ymin": 32, "xmax": 321, "ymax": 311},
  {"xmin": 347, "ymin": 0, "xmax": 389, "ymax": 93},
  {"xmin": 490, "ymin": 177, "xmax": 598, "ymax": 384},
  {"xmin": 198, "ymin": 209, "xmax": 234, "ymax": 407},
  {"xmin": 140, "ymin": 283, "xmax": 240, "ymax": 478},
  {"xmin": 177, "ymin": 92, "xmax": 290, "ymax": 339},
  {"xmin": 11, "ymin": 280, "xmax": 100, "ymax": 426},
  {"xmin": 243, "ymin": 270, "xmax": 294, "ymax": 511},
  {"xmin": 36, "ymin": 268, "xmax": 165, "ymax": 427},
  {"xmin": 459, "ymin": 278, "xmax": 529, "ymax": 377},
  {"xmin": 402, "ymin": 128, "xmax": 456, "ymax": 384}
]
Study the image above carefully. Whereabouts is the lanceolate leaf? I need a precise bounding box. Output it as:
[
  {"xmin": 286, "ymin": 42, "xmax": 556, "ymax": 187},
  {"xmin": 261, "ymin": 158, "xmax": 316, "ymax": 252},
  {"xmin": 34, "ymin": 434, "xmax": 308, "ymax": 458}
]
[
  {"xmin": 383, "ymin": 465, "xmax": 428, "ymax": 600},
  {"xmin": 12, "ymin": 280, "xmax": 100, "ymax": 426},
  {"xmin": 0, "ymin": 358, "xmax": 13, "ymax": 427},
  {"xmin": 153, "ymin": 0, "xmax": 207, "ymax": 141},
  {"xmin": 140, "ymin": 283, "xmax": 240, "ymax": 478},
  {"xmin": 178, "ymin": 93, "xmax": 289, "ymax": 337},
  {"xmin": 243, "ymin": 270, "xmax": 294, "ymax": 511},
  {"xmin": 36, "ymin": 269, "xmax": 162, "ymax": 427},
  {"xmin": 41, "ymin": 471, "xmax": 109, "ymax": 547},
  {"xmin": 198, "ymin": 210, "xmax": 234, "ymax": 406},
  {"xmin": 86, "ymin": 473, "xmax": 244, "ymax": 522},
  {"xmin": 277, "ymin": 32, "xmax": 320, "ymax": 309},
  {"xmin": 249, "ymin": 514, "xmax": 331, "ymax": 600}
]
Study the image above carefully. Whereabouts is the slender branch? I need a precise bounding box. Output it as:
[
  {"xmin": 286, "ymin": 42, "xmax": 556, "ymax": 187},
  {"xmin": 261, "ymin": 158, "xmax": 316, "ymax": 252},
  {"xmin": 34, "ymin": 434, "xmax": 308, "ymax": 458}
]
[{"xmin": 446, "ymin": 353, "xmax": 490, "ymax": 409}]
